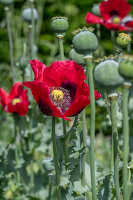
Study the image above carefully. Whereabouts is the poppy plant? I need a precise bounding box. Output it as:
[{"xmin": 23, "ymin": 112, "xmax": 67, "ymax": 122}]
[
  {"xmin": 0, "ymin": 82, "xmax": 29, "ymax": 116},
  {"xmin": 85, "ymin": 0, "xmax": 133, "ymax": 31},
  {"xmin": 23, "ymin": 59, "xmax": 101, "ymax": 120}
]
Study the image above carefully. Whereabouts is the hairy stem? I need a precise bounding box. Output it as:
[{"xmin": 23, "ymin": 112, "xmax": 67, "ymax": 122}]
[{"xmin": 52, "ymin": 117, "xmax": 61, "ymax": 200}]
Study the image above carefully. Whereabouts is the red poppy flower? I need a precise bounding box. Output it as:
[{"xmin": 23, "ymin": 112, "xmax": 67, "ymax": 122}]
[
  {"xmin": 85, "ymin": 0, "xmax": 133, "ymax": 31},
  {"xmin": 0, "ymin": 82, "xmax": 29, "ymax": 116},
  {"xmin": 23, "ymin": 59, "xmax": 101, "ymax": 120}
]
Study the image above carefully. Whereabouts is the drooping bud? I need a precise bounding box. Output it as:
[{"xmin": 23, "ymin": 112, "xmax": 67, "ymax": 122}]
[
  {"xmin": 94, "ymin": 60, "xmax": 124, "ymax": 89},
  {"xmin": 19, "ymin": 56, "xmax": 28, "ymax": 69},
  {"xmin": 119, "ymin": 54, "xmax": 133, "ymax": 80},
  {"xmin": 21, "ymin": 8, "xmax": 38, "ymax": 23},
  {"xmin": 51, "ymin": 16, "xmax": 69, "ymax": 35},
  {"xmin": 72, "ymin": 27, "xmax": 98, "ymax": 56},
  {"xmin": 116, "ymin": 33, "xmax": 131, "ymax": 48},
  {"xmin": 69, "ymin": 49, "xmax": 85, "ymax": 66}
]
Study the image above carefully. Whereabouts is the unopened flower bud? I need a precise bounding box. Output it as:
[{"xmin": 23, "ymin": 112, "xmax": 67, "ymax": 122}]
[{"xmin": 51, "ymin": 17, "xmax": 69, "ymax": 34}]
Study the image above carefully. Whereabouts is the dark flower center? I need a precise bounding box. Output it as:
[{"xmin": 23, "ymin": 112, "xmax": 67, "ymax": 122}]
[{"xmin": 49, "ymin": 87, "xmax": 71, "ymax": 109}]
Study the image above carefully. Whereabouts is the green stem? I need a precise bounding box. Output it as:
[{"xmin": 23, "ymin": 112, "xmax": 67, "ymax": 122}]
[
  {"xmin": 14, "ymin": 117, "xmax": 21, "ymax": 184},
  {"xmin": 104, "ymin": 90, "xmax": 114, "ymax": 171},
  {"xmin": 48, "ymin": 184, "xmax": 52, "ymax": 200},
  {"xmin": 109, "ymin": 94, "xmax": 121, "ymax": 200},
  {"xmin": 127, "ymin": 33, "xmax": 131, "ymax": 53},
  {"xmin": 122, "ymin": 83, "xmax": 131, "ymax": 200},
  {"xmin": 30, "ymin": 0, "xmax": 35, "ymax": 60},
  {"xmin": 5, "ymin": 7, "xmax": 15, "ymax": 83},
  {"xmin": 63, "ymin": 119, "xmax": 69, "ymax": 164},
  {"xmin": 85, "ymin": 57, "xmax": 97, "ymax": 200},
  {"xmin": 58, "ymin": 35, "xmax": 64, "ymax": 60},
  {"xmin": 52, "ymin": 117, "xmax": 61, "ymax": 200},
  {"xmin": 81, "ymin": 109, "xmax": 86, "ymax": 187},
  {"xmin": 111, "ymin": 30, "xmax": 115, "ymax": 54},
  {"xmin": 96, "ymin": 24, "xmax": 101, "ymax": 42}
]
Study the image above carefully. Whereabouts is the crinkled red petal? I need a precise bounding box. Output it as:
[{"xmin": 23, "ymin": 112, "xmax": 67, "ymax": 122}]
[
  {"xmin": 9, "ymin": 82, "xmax": 24, "ymax": 100},
  {"xmin": 125, "ymin": 20, "xmax": 133, "ymax": 28},
  {"xmin": 8, "ymin": 100, "xmax": 28, "ymax": 116},
  {"xmin": 100, "ymin": 0, "xmax": 130, "ymax": 21},
  {"xmin": 85, "ymin": 12, "xmax": 103, "ymax": 24},
  {"xmin": 64, "ymin": 95, "xmax": 90, "ymax": 118},
  {"xmin": 95, "ymin": 90, "xmax": 101, "ymax": 99},
  {"xmin": 23, "ymin": 81, "xmax": 64, "ymax": 118},
  {"xmin": 42, "ymin": 60, "xmax": 86, "ymax": 88},
  {"xmin": 103, "ymin": 21, "xmax": 129, "ymax": 31},
  {"xmin": 0, "ymin": 88, "xmax": 9, "ymax": 111},
  {"xmin": 29, "ymin": 59, "xmax": 46, "ymax": 82}
]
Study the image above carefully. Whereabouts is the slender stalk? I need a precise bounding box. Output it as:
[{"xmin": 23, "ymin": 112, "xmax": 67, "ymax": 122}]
[
  {"xmin": 52, "ymin": 117, "xmax": 61, "ymax": 200},
  {"xmin": 14, "ymin": 117, "xmax": 21, "ymax": 185},
  {"xmin": 30, "ymin": 0, "xmax": 35, "ymax": 60},
  {"xmin": 81, "ymin": 109, "xmax": 86, "ymax": 187},
  {"xmin": 96, "ymin": 24, "xmax": 101, "ymax": 42},
  {"xmin": 122, "ymin": 83, "xmax": 131, "ymax": 200},
  {"xmin": 57, "ymin": 35, "xmax": 64, "ymax": 60},
  {"xmin": 85, "ymin": 56, "xmax": 97, "ymax": 200},
  {"xmin": 127, "ymin": 33, "xmax": 131, "ymax": 53},
  {"xmin": 111, "ymin": 30, "xmax": 115, "ymax": 54},
  {"xmin": 5, "ymin": 7, "xmax": 15, "ymax": 83},
  {"xmin": 109, "ymin": 94, "xmax": 121, "ymax": 200},
  {"xmin": 48, "ymin": 184, "xmax": 52, "ymax": 200}
]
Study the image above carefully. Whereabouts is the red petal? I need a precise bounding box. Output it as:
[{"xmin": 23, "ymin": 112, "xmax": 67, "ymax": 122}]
[
  {"xmin": 9, "ymin": 82, "xmax": 24, "ymax": 100},
  {"xmin": 23, "ymin": 81, "xmax": 64, "ymax": 118},
  {"xmin": 100, "ymin": 0, "xmax": 130, "ymax": 21},
  {"xmin": 42, "ymin": 60, "xmax": 86, "ymax": 88},
  {"xmin": 85, "ymin": 12, "xmax": 103, "ymax": 24},
  {"xmin": 8, "ymin": 100, "xmax": 28, "ymax": 116},
  {"xmin": 95, "ymin": 90, "xmax": 101, "ymax": 100},
  {"xmin": 0, "ymin": 88, "xmax": 9, "ymax": 111},
  {"xmin": 125, "ymin": 20, "xmax": 133, "ymax": 29},
  {"xmin": 29, "ymin": 59, "xmax": 46, "ymax": 82},
  {"xmin": 103, "ymin": 21, "xmax": 129, "ymax": 31},
  {"xmin": 64, "ymin": 95, "xmax": 90, "ymax": 117}
]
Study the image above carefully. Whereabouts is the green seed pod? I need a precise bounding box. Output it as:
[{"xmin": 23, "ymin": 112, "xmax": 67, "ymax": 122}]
[
  {"xmin": 69, "ymin": 48, "xmax": 85, "ymax": 66},
  {"xmin": 116, "ymin": 33, "xmax": 131, "ymax": 48},
  {"xmin": 72, "ymin": 29, "xmax": 98, "ymax": 55},
  {"xmin": 42, "ymin": 157, "xmax": 54, "ymax": 172},
  {"xmin": 19, "ymin": 56, "xmax": 28, "ymax": 69},
  {"xmin": 21, "ymin": 8, "xmax": 38, "ymax": 23},
  {"xmin": 91, "ymin": 4, "xmax": 101, "ymax": 17},
  {"xmin": 94, "ymin": 60, "xmax": 124, "ymax": 89},
  {"xmin": 0, "ymin": 0, "xmax": 13, "ymax": 5},
  {"xmin": 51, "ymin": 17, "xmax": 69, "ymax": 34},
  {"xmin": 119, "ymin": 54, "xmax": 133, "ymax": 80}
]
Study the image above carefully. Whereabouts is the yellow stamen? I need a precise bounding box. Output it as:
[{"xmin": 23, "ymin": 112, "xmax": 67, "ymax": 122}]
[
  {"xmin": 112, "ymin": 16, "xmax": 121, "ymax": 24},
  {"xmin": 51, "ymin": 90, "xmax": 64, "ymax": 102},
  {"xmin": 12, "ymin": 98, "xmax": 21, "ymax": 105}
]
